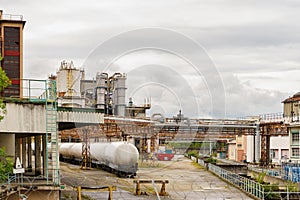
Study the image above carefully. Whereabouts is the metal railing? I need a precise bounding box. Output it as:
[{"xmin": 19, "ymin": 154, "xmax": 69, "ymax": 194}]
[
  {"xmin": 259, "ymin": 112, "xmax": 300, "ymax": 123},
  {"xmin": 208, "ymin": 163, "xmax": 264, "ymax": 199},
  {"xmin": 1, "ymin": 14, "xmax": 23, "ymax": 21},
  {"xmin": 195, "ymin": 158, "xmax": 300, "ymax": 199},
  {"xmin": 248, "ymin": 165, "xmax": 282, "ymax": 178}
]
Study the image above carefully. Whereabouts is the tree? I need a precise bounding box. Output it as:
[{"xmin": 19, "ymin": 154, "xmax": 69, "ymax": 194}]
[
  {"xmin": 0, "ymin": 147, "xmax": 13, "ymax": 183},
  {"xmin": 0, "ymin": 55, "xmax": 12, "ymax": 182},
  {"xmin": 0, "ymin": 55, "xmax": 11, "ymax": 121}
]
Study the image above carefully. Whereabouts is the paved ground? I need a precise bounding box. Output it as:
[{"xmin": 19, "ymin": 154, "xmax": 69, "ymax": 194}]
[{"xmin": 60, "ymin": 156, "xmax": 253, "ymax": 200}]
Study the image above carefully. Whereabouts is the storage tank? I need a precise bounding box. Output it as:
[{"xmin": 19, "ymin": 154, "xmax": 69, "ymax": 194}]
[{"xmin": 56, "ymin": 60, "xmax": 83, "ymax": 97}]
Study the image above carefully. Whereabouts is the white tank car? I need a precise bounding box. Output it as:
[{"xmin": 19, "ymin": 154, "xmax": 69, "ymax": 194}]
[
  {"xmin": 90, "ymin": 142, "xmax": 108, "ymax": 163},
  {"xmin": 70, "ymin": 143, "xmax": 83, "ymax": 159},
  {"xmin": 58, "ymin": 143, "xmax": 75, "ymax": 158},
  {"xmin": 103, "ymin": 142, "xmax": 139, "ymax": 174},
  {"xmin": 59, "ymin": 142, "xmax": 139, "ymax": 177}
]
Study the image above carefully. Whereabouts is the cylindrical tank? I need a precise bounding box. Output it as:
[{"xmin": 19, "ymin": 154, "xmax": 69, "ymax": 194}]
[
  {"xmin": 95, "ymin": 73, "xmax": 107, "ymax": 110},
  {"xmin": 113, "ymin": 74, "xmax": 126, "ymax": 116},
  {"xmin": 90, "ymin": 142, "xmax": 108, "ymax": 162},
  {"xmin": 56, "ymin": 61, "xmax": 82, "ymax": 97},
  {"xmin": 69, "ymin": 143, "xmax": 82, "ymax": 159},
  {"xmin": 59, "ymin": 142, "xmax": 139, "ymax": 174},
  {"xmin": 114, "ymin": 142, "xmax": 139, "ymax": 166},
  {"xmin": 59, "ymin": 143, "xmax": 75, "ymax": 158},
  {"xmin": 104, "ymin": 142, "xmax": 139, "ymax": 170}
]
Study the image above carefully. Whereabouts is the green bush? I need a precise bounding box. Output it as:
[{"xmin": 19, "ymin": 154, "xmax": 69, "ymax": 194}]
[
  {"xmin": 0, "ymin": 147, "xmax": 13, "ymax": 183},
  {"xmin": 205, "ymin": 157, "xmax": 217, "ymax": 164},
  {"xmin": 187, "ymin": 150, "xmax": 199, "ymax": 158}
]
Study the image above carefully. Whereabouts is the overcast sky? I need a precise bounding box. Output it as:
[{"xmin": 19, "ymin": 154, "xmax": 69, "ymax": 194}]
[{"xmin": 2, "ymin": 0, "xmax": 300, "ymax": 118}]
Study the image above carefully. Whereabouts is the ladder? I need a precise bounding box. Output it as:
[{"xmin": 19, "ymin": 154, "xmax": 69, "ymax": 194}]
[{"xmin": 45, "ymin": 79, "xmax": 59, "ymax": 185}]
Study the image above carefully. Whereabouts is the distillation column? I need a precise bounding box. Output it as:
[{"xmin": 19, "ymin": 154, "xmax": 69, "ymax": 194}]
[{"xmin": 113, "ymin": 74, "xmax": 127, "ymax": 117}]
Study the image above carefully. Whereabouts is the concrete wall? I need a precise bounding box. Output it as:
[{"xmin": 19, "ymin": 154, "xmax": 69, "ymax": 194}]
[
  {"xmin": 228, "ymin": 142, "xmax": 236, "ymax": 161},
  {"xmin": 0, "ymin": 103, "xmax": 46, "ymax": 133},
  {"xmin": 284, "ymin": 102, "xmax": 299, "ymax": 117},
  {"xmin": 270, "ymin": 135, "xmax": 290, "ymax": 164},
  {"xmin": 0, "ymin": 134, "xmax": 14, "ymax": 157},
  {"xmin": 57, "ymin": 110, "xmax": 104, "ymax": 124},
  {"xmin": 0, "ymin": 103, "xmax": 105, "ymax": 134},
  {"xmin": 246, "ymin": 135, "xmax": 254, "ymax": 162}
]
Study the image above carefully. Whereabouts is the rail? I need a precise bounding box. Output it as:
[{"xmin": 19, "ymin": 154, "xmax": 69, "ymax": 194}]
[
  {"xmin": 1, "ymin": 14, "xmax": 23, "ymax": 21},
  {"xmin": 259, "ymin": 112, "xmax": 300, "ymax": 123}
]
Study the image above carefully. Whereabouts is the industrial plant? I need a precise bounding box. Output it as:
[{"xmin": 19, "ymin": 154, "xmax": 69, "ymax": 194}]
[{"xmin": 1, "ymin": 9, "xmax": 300, "ymax": 200}]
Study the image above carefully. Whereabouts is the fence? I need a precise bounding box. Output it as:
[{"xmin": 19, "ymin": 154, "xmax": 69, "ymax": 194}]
[
  {"xmin": 248, "ymin": 165, "xmax": 282, "ymax": 178},
  {"xmin": 208, "ymin": 163, "xmax": 264, "ymax": 199},
  {"xmin": 194, "ymin": 157, "xmax": 300, "ymax": 200}
]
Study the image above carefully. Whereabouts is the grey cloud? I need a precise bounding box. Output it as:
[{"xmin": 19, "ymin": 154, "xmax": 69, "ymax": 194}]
[{"xmin": 2, "ymin": 0, "xmax": 299, "ymax": 118}]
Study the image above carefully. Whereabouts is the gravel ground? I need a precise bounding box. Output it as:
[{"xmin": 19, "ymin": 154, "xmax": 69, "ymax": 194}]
[{"xmin": 60, "ymin": 156, "xmax": 253, "ymax": 200}]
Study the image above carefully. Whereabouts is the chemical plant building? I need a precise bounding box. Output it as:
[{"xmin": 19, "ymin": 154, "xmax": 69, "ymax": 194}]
[{"xmin": 1, "ymin": 9, "xmax": 300, "ymax": 200}]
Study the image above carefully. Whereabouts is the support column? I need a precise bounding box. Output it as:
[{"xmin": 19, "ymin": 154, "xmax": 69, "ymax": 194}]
[
  {"xmin": 255, "ymin": 123, "xmax": 260, "ymax": 163},
  {"xmin": 15, "ymin": 135, "xmax": 21, "ymax": 163},
  {"xmin": 27, "ymin": 137, "xmax": 32, "ymax": 172},
  {"xmin": 147, "ymin": 139, "xmax": 151, "ymax": 153},
  {"xmin": 42, "ymin": 134, "xmax": 47, "ymax": 176},
  {"xmin": 266, "ymin": 135, "xmax": 270, "ymax": 165},
  {"xmin": 209, "ymin": 141, "xmax": 212, "ymax": 156},
  {"xmin": 35, "ymin": 135, "xmax": 42, "ymax": 175},
  {"xmin": 22, "ymin": 137, "xmax": 26, "ymax": 169}
]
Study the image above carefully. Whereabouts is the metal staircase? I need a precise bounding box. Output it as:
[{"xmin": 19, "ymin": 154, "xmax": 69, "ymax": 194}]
[{"xmin": 45, "ymin": 79, "xmax": 59, "ymax": 185}]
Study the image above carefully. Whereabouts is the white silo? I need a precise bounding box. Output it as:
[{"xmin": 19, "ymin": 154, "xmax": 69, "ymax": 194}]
[
  {"xmin": 56, "ymin": 60, "xmax": 82, "ymax": 97},
  {"xmin": 56, "ymin": 60, "xmax": 85, "ymax": 108}
]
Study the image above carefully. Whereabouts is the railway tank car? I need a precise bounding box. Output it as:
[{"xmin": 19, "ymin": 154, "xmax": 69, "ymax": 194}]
[{"xmin": 59, "ymin": 142, "xmax": 139, "ymax": 177}]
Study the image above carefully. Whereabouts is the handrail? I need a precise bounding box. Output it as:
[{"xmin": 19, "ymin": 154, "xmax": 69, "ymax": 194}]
[
  {"xmin": 1, "ymin": 14, "xmax": 23, "ymax": 21},
  {"xmin": 194, "ymin": 157, "xmax": 300, "ymax": 199}
]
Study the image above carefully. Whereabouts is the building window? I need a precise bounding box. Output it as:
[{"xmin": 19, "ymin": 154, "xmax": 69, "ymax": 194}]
[
  {"xmin": 270, "ymin": 149, "xmax": 278, "ymax": 159},
  {"xmin": 292, "ymin": 132, "xmax": 299, "ymax": 145},
  {"xmin": 4, "ymin": 27, "xmax": 20, "ymax": 51},
  {"xmin": 292, "ymin": 148, "xmax": 300, "ymax": 157},
  {"xmin": 281, "ymin": 149, "xmax": 289, "ymax": 159}
]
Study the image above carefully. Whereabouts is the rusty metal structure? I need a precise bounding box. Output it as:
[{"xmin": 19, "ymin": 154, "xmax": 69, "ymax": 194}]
[
  {"xmin": 258, "ymin": 112, "xmax": 290, "ymax": 165},
  {"xmin": 58, "ymin": 110, "xmax": 294, "ymax": 166},
  {"xmin": 259, "ymin": 122, "xmax": 288, "ymax": 166},
  {"xmin": 80, "ymin": 128, "xmax": 92, "ymax": 169}
]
